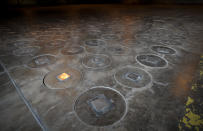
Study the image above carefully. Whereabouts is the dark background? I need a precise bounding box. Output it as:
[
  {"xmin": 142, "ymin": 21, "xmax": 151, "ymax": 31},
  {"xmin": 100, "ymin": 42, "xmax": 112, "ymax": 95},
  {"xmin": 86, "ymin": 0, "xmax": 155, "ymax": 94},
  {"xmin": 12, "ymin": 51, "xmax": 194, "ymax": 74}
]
[{"xmin": 2, "ymin": 0, "xmax": 203, "ymax": 7}]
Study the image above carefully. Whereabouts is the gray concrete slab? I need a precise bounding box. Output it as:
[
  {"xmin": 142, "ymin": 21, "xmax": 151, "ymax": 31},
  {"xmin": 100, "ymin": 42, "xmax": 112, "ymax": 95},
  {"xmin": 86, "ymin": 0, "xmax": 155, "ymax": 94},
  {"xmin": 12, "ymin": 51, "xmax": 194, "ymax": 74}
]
[
  {"xmin": 0, "ymin": 5, "xmax": 203, "ymax": 131},
  {"xmin": 0, "ymin": 82, "xmax": 41, "ymax": 131}
]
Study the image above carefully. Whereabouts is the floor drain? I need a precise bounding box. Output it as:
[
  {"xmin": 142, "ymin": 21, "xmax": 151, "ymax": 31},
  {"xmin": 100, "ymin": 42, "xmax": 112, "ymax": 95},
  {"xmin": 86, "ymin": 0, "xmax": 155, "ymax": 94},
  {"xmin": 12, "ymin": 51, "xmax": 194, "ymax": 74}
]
[
  {"xmin": 82, "ymin": 54, "xmax": 111, "ymax": 70},
  {"xmin": 74, "ymin": 86, "xmax": 127, "ymax": 127},
  {"xmin": 43, "ymin": 67, "xmax": 81, "ymax": 89},
  {"xmin": 13, "ymin": 46, "xmax": 40, "ymax": 56},
  {"xmin": 114, "ymin": 67, "xmax": 152, "ymax": 88},
  {"xmin": 27, "ymin": 54, "xmax": 57, "ymax": 68},
  {"xmin": 61, "ymin": 46, "xmax": 84, "ymax": 55},
  {"xmin": 136, "ymin": 54, "xmax": 167, "ymax": 68},
  {"xmin": 151, "ymin": 46, "xmax": 176, "ymax": 55}
]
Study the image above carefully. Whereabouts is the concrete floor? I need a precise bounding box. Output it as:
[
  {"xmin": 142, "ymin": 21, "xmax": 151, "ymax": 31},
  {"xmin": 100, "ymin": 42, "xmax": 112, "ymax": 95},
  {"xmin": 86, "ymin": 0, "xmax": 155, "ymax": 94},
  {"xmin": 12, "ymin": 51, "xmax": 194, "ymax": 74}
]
[{"xmin": 0, "ymin": 5, "xmax": 203, "ymax": 131}]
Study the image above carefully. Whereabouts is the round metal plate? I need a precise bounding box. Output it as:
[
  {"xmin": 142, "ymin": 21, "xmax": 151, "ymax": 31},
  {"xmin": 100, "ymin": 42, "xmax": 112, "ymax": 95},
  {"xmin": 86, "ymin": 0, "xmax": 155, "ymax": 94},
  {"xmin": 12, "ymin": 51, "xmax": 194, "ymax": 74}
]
[
  {"xmin": 85, "ymin": 39, "xmax": 106, "ymax": 47},
  {"xmin": 14, "ymin": 41, "xmax": 31, "ymax": 47},
  {"xmin": 101, "ymin": 34, "xmax": 120, "ymax": 40},
  {"xmin": 82, "ymin": 54, "xmax": 111, "ymax": 70},
  {"xmin": 27, "ymin": 54, "xmax": 57, "ymax": 68},
  {"xmin": 114, "ymin": 67, "xmax": 152, "ymax": 88},
  {"xmin": 151, "ymin": 46, "xmax": 175, "ymax": 55},
  {"xmin": 136, "ymin": 54, "xmax": 167, "ymax": 68},
  {"xmin": 74, "ymin": 86, "xmax": 127, "ymax": 127},
  {"xmin": 43, "ymin": 67, "xmax": 81, "ymax": 89},
  {"xmin": 13, "ymin": 46, "xmax": 40, "ymax": 56},
  {"xmin": 45, "ymin": 40, "xmax": 66, "ymax": 49},
  {"xmin": 61, "ymin": 46, "xmax": 84, "ymax": 55}
]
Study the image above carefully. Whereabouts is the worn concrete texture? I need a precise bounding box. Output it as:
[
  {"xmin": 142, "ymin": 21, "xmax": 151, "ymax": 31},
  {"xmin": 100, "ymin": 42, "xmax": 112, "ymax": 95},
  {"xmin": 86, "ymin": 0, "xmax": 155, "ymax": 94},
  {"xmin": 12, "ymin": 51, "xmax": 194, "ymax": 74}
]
[{"xmin": 0, "ymin": 5, "xmax": 203, "ymax": 131}]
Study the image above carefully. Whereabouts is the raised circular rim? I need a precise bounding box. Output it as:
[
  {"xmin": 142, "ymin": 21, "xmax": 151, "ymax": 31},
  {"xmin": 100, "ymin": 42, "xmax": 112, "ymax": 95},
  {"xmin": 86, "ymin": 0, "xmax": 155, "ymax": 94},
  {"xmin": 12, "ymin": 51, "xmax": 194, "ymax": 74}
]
[
  {"xmin": 135, "ymin": 54, "xmax": 168, "ymax": 69},
  {"xmin": 150, "ymin": 45, "xmax": 176, "ymax": 55}
]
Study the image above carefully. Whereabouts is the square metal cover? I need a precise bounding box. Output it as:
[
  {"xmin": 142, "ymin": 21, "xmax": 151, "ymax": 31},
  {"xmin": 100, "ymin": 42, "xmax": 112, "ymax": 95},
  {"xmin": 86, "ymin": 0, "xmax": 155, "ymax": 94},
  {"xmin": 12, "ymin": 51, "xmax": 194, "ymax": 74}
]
[
  {"xmin": 125, "ymin": 72, "xmax": 142, "ymax": 82},
  {"xmin": 87, "ymin": 94, "xmax": 114, "ymax": 117}
]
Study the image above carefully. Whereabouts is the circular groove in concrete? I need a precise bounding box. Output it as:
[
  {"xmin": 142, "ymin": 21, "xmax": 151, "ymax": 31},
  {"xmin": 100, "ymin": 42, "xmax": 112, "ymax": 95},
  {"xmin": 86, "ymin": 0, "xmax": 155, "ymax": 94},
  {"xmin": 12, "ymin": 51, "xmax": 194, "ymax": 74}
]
[
  {"xmin": 27, "ymin": 54, "xmax": 57, "ymax": 68},
  {"xmin": 74, "ymin": 86, "xmax": 127, "ymax": 127},
  {"xmin": 136, "ymin": 54, "xmax": 167, "ymax": 68},
  {"xmin": 114, "ymin": 67, "xmax": 152, "ymax": 88},
  {"xmin": 43, "ymin": 67, "xmax": 81, "ymax": 89},
  {"xmin": 61, "ymin": 46, "xmax": 84, "ymax": 55},
  {"xmin": 82, "ymin": 54, "xmax": 111, "ymax": 70},
  {"xmin": 13, "ymin": 46, "xmax": 40, "ymax": 56},
  {"xmin": 151, "ymin": 45, "xmax": 176, "ymax": 55}
]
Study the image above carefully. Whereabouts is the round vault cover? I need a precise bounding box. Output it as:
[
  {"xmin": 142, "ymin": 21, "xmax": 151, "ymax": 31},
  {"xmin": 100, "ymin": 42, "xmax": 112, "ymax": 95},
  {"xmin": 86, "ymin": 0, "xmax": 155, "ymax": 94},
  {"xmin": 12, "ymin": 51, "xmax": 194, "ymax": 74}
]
[
  {"xmin": 101, "ymin": 34, "xmax": 120, "ymax": 40},
  {"xmin": 13, "ymin": 46, "xmax": 40, "ymax": 56},
  {"xmin": 45, "ymin": 40, "xmax": 66, "ymax": 49},
  {"xmin": 14, "ymin": 41, "xmax": 31, "ymax": 47},
  {"xmin": 151, "ymin": 46, "xmax": 176, "ymax": 55},
  {"xmin": 136, "ymin": 54, "xmax": 167, "ymax": 68},
  {"xmin": 74, "ymin": 86, "xmax": 127, "ymax": 127},
  {"xmin": 61, "ymin": 46, "xmax": 84, "ymax": 55},
  {"xmin": 43, "ymin": 67, "xmax": 81, "ymax": 89},
  {"xmin": 114, "ymin": 67, "xmax": 152, "ymax": 88},
  {"xmin": 105, "ymin": 45, "xmax": 130, "ymax": 55},
  {"xmin": 82, "ymin": 54, "xmax": 111, "ymax": 70},
  {"xmin": 27, "ymin": 54, "xmax": 57, "ymax": 68},
  {"xmin": 85, "ymin": 39, "xmax": 106, "ymax": 47}
]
